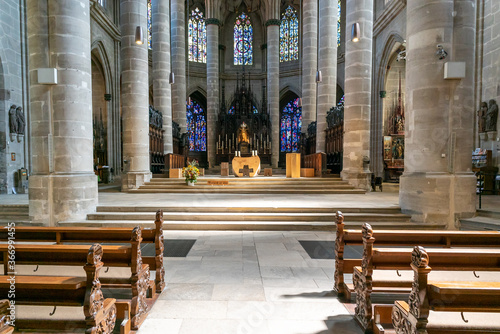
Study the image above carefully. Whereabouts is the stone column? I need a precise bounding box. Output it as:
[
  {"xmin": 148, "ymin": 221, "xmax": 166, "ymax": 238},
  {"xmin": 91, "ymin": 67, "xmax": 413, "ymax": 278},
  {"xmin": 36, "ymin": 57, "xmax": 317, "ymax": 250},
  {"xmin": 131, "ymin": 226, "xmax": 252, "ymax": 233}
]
[
  {"xmin": 152, "ymin": 0, "xmax": 173, "ymax": 154},
  {"xmin": 120, "ymin": 0, "xmax": 151, "ymax": 190},
  {"xmin": 206, "ymin": 19, "xmax": 220, "ymax": 168},
  {"xmin": 317, "ymin": 0, "xmax": 338, "ymax": 152},
  {"xmin": 400, "ymin": 0, "xmax": 476, "ymax": 228},
  {"xmin": 301, "ymin": 0, "xmax": 318, "ymax": 130},
  {"xmin": 171, "ymin": 0, "xmax": 187, "ymax": 132},
  {"xmin": 27, "ymin": 0, "xmax": 97, "ymax": 225},
  {"xmin": 267, "ymin": 19, "xmax": 280, "ymax": 168},
  {"xmin": 341, "ymin": 0, "xmax": 373, "ymax": 191}
]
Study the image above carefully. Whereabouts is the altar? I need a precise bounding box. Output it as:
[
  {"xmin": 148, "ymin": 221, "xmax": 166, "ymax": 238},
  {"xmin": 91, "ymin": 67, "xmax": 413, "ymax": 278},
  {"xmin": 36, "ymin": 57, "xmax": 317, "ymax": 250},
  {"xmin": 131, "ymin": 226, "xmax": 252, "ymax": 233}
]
[{"xmin": 232, "ymin": 155, "xmax": 261, "ymax": 177}]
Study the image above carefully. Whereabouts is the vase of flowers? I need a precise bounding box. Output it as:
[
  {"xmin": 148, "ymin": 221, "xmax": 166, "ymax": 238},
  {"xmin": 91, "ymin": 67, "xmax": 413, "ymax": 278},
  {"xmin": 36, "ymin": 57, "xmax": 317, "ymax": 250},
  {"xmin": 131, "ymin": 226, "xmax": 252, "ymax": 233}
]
[{"xmin": 182, "ymin": 160, "xmax": 200, "ymax": 186}]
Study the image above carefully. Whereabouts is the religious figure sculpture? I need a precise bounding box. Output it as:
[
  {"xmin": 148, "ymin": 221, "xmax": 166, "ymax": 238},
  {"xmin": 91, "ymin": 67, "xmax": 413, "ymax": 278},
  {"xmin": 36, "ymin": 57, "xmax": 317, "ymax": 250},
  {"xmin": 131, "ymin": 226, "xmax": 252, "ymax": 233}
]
[
  {"xmin": 237, "ymin": 122, "xmax": 249, "ymax": 143},
  {"xmin": 16, "ymin": 106, "xmax": 25, "ymax": 142},
  {"xmin": 485, "ymin": 99, "xmax": 498, "ymax": 132},
  {"xmin": 478, "ymin": 101, "xmax": 488, "ymax": 133},
  {"xmin": 8, "ymin": 105, "xmax": 17, "ymax": 141}
]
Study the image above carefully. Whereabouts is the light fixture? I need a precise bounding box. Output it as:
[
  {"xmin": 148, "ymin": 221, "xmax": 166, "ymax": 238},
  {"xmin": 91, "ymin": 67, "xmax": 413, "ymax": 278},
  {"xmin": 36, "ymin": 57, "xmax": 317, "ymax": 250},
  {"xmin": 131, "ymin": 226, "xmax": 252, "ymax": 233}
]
[
  {"xmin": 436, "ymin": 44, "xmax": 448, "ymax": 60},
  {"xmin": 316, "ymin": 70, "xmax": 322, "ymax": 83},
  {"xmin": 351, "ymin": 23, "xmax": 360, "ymax": 42},
  {"xmin": 169, "ymin": 72, "xmax": 175, "ymax": 84},
  {"xmin": 135, "ymin": 26, "xmax": 144, "ymax": 45}
]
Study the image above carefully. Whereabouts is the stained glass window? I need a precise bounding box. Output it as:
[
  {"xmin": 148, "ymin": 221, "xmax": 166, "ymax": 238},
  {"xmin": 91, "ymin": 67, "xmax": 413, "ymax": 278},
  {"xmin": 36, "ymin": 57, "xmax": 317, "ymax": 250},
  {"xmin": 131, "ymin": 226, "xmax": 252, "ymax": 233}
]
[
  {"xmin": 147, "ymin": 0, "xmax": 152, "ymax": 49},
  {"xmin": 188, "ymin": 7, "xmax": 207, "ymax": 63},
  {"xmin": 280, "ymin": 98, "xmax": 302, "ymax": 152},
  {"xmin": 337, "ymin": 0, "xmax": 341, "ymax": 46},
  {"xmin": 228, "ymin": 106, "xmax": 235, "ymax": 114},
  {"xmin": 280, "ymin": 6, "xmax": 299, "ymax": 62},
  {"xmin": 234, "ymin": 12, "xmax": 253, "ymax": 65},
  {"xmin": 253, "ymin": 106, "xmax": 258, "ymax": 114},
  {"xmin": 186, "ymin": 99, "xmax": 207, "ymax": 151}
]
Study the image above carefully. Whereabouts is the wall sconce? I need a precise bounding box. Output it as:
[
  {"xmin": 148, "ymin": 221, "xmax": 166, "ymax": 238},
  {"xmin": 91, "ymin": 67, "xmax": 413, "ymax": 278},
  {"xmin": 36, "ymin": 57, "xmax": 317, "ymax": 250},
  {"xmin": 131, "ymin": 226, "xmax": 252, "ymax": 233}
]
[
  {"xmin": 351, "ymin": 23, "xmax": 360, "ymax": 42},
  {"xmin": 315, "ymin": 70, "xmax": 322, "ymax": 83},
  {"xmin": 436, "ymin": 44, "xmax": 448, "ymax": 60},
  {"xmin": 135, "ymin": 26, "xmax": 144, "ymax": 45},
  {"xmin": 169, "ymin": 72, "xmax": 175, "ymax": 84}
]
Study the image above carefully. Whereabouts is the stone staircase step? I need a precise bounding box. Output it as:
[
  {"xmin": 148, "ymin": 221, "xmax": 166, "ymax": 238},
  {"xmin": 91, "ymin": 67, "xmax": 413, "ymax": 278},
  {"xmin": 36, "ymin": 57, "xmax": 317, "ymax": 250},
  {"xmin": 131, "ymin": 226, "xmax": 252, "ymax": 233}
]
[
  {"xmin": 476, "ymin": 209, "xmax": 500, "ymax": 220},
  {"xmin": 95, "ymin": 206, "xmax": 406, "ymax": 214},
  {"xmin": 0, "ymin": 204, "xmax": 32, "ymax": 224},
  {"xmin": 86, "ymin": 211, "xmax": 411, "ymax": 222},
  {"xmin": 460, "ymin": 216, "xmax": 500, "ymax": 231},
  {"xmin": 59, "ymin": 220, "xmax": 434, "ymax": 231},
  {"xmin": 129, "ymin": 188, "xmax": 365, "ymax": 194}
]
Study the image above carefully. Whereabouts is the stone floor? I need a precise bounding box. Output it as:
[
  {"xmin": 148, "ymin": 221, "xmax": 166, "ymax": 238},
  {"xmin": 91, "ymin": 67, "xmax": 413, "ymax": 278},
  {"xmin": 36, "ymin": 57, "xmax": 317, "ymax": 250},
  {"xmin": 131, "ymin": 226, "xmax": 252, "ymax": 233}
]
[{"xmin": 137, "ymin": 230, "xmax": 362, "ymax": 334}]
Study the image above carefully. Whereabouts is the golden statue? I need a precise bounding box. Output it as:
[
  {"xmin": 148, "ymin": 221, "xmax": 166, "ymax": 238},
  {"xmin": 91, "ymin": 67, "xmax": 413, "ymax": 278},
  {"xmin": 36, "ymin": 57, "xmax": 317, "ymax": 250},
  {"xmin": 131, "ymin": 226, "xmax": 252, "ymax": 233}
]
[{"xmin": 237, "ymin": 122, "xmax": 249, "ymax": 143}]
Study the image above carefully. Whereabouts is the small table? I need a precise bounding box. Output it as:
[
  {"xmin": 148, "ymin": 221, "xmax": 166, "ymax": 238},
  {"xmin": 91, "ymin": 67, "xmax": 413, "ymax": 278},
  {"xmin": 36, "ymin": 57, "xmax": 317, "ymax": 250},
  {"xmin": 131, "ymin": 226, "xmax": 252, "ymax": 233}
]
[{"xmin": 232, "ymin": 156, "xmax": 261, "ymax": 177}]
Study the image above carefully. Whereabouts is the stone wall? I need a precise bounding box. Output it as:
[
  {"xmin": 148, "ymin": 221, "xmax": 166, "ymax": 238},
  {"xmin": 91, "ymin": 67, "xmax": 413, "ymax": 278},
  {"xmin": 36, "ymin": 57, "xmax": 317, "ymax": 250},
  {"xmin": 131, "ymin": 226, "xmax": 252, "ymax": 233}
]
[
  {"xmin": 0, "ymin": 0, "xmax": 27, "ymax": 194},
  {"xmin": 480, "ymin": 0, "xmax": 500, "ymax": 168}
]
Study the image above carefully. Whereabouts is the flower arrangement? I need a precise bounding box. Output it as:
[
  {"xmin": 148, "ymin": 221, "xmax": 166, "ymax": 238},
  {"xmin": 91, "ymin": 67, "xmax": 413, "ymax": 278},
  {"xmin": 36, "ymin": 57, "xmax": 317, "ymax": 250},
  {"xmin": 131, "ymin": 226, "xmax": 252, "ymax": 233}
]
[{"xmin": 182, "ymin": 160, "xmax": 200, "ymax": 184}]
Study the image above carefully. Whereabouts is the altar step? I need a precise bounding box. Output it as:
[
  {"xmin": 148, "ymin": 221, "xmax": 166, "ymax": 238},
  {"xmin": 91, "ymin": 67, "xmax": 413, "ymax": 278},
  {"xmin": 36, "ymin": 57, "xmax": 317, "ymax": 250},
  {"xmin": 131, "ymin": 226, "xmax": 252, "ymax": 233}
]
[
  {"xmin": 55, "ymin": 206, "xmax": 418, "ymax": 230},
  {"xmin": 130, "ymin": 176, "xmax": 365, "ymax": 194},
  {"xmin": 0, "ymin": 204, "xmax": 32, "ymax": 224}
]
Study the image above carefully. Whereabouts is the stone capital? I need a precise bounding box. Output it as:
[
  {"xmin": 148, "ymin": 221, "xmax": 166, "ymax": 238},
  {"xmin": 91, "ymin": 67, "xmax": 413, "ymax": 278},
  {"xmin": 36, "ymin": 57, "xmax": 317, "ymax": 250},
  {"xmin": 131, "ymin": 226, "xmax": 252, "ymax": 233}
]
[
  {"xmin": 265, "ymin": 19, "xmax": 281, "ymax": 27},
  {"xmin": 206, "ymin": 18, "xmax": 221, "ymax": 26}
]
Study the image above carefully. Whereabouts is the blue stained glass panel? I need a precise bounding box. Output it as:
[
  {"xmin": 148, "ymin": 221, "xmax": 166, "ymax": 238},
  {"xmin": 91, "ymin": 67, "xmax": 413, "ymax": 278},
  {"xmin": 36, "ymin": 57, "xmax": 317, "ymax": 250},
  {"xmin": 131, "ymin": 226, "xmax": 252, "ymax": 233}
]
[
  {"xmin": 186, "ymin": 99, "xmax": 207, "ymax": 151},
  {"xmin": 280, "ymin": 6, "xmax": 299, "ymax": 62},
  {"xmin": 338, "ymin": 0, "xmax": 341, "ymax": 46},
  {"xmin": 147, "ymin": 0, "xmax": 152, "ymax": 49},
  {"xmin": 234, "ymin": 13, "xmax": 253, "ymax": 65},
  {"xmin": 280, "ymin": 98, "xmax": 302, "ymax": 152},
  {"xmin": 188, "ymin": 8, "xmax": 206, "ymax": 63},
  {"xmin": 228, "ymin": 106, "xmax": 235, "ymax": 114}
]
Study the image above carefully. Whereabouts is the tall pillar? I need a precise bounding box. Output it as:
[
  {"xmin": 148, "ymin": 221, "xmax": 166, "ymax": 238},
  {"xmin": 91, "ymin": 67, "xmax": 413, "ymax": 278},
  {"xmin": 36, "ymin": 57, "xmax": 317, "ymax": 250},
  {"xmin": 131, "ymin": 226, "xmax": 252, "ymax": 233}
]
[
  {"xmin": 171, "ymin": 0, "xmax": 187, "ymax": 132},
  {"xmin": 267, "ymin": 20, "xmax": 280, "ymax": 168},
  {"xmin": 301, "ymin": 0, "xmax": 318, "ymax": 129},
  {"xmin": 120, "ymin": 0, "xmax": 151, "ymax": 190},
  {"xmin": 400, "ymin": 0, "xmax": 476, "ymax": 228},
  {"xmin": 152, "ymin": 0, "xmax": 173, "ymax": 154},
  {"xmin": 341, "ymin": 0, "xmax": 373, "ymax": 191},
  {"xmin": 206, "ymin": 19, "xmax": 219, "ymax": 168},
  {"xmin": 27, "ymin": 0, "xmax": 97, "ymax": 225},
  {"xmin": 317, "ymin": 0, "xmax": 338, "ymax": 152}
]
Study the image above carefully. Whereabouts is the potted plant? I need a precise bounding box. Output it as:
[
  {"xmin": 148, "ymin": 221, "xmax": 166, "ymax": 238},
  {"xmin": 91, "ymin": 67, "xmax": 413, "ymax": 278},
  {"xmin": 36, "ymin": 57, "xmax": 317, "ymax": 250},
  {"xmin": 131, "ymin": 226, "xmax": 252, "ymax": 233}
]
[{"xmin": 182, "ymin": 160, "xmax": 200, "ymax": 186}]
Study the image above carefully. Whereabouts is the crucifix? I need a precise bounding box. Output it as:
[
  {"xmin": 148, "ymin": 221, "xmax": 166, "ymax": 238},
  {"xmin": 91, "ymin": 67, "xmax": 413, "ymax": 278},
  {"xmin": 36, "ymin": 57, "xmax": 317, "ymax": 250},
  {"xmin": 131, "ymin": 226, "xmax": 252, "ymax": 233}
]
[{"xmin": 239, "ymin": 165, "xmax": 254, "ymax": 177}]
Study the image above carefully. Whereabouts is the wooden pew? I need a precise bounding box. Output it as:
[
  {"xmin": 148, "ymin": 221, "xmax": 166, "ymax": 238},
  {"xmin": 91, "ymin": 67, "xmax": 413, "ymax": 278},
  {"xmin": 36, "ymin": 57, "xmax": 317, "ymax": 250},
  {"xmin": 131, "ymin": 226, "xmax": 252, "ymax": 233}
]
[
  {"xmin": 0, "ymin": 244, "xmax": 117, "ymax": 333},
  {"xmin": 0, "ymin": 209, "xmax": 166, "ymax": 294},
  {"xmin": 333, "ymin": 211, "xmax": 500, "ymax": 299},
  {"xmin": 353, "ymin": 224, "xmax": 500, "ymax": 332},
  {"xmin": 0, "ymin": 226, "xmax": 152, "ymax": 330},
  {"xmin": 392, "ymin": 246, "xmax": 500, "ymax": 334},
  {"xmin": 0, "ymin": 300, "xmax": 13, "ymax": 334}
]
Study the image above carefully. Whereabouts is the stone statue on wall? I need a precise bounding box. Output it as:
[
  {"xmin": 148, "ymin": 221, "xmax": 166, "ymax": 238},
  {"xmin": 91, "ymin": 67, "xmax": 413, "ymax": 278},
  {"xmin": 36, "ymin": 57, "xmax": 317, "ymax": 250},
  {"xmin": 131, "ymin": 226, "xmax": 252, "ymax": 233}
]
[
  {"xmin": 478, "ymin": 101, "xmax": 488, "ymax": 133},
  {"xmin": 485, "ymin": 99, "xmax": 498, "ymax": 132},
  {"xmin": 16, "ymin": 106, "xmax": 25, "ymax": 136},
  {"xmin": 8, "ymin": 105, "xmax": 18, "ymax": 141}
]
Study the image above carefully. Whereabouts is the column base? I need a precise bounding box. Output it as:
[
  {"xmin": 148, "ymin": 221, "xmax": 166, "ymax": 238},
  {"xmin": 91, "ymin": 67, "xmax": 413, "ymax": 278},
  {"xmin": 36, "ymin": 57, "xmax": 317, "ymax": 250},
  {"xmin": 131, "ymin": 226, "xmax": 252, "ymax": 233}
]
[
  {"xmin": 121, "ymin": 171, "xmax": 152, "ymax": 191},
  {"xmin": 399, "ymin": 172, "xmax": 476, "ymax": 229},
  {"xmin": 341, "ymin": 169, "xmax": 371, "ymax": 191},
  {"xmin": 29, "ymin": 173, "xmax": 98, "ymax": 226}
]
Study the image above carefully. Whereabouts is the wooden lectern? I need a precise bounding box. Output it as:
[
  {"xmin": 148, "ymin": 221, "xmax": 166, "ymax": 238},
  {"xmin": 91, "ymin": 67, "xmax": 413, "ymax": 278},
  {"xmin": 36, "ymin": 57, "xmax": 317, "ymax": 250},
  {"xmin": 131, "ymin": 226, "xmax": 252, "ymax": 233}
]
[{"xmin": 286, "ymin": 153, "xmax": 301, "ymax": 178}]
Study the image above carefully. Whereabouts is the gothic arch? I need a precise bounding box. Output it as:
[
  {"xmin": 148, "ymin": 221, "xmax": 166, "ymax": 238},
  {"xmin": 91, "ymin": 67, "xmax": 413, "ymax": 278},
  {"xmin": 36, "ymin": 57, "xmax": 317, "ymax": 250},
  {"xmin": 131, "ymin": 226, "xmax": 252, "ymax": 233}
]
[{"xmin": 371, "ymin": 32, "xmax": 405, "ymax": 178}]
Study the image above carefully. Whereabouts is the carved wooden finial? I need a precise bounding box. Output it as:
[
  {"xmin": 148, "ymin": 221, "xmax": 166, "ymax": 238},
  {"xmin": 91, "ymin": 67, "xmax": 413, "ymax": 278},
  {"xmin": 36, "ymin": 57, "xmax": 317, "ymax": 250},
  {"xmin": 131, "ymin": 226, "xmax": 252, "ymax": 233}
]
[
  {"xmin": 336, "ymin": 211, "xmax": 344, "ymax": 224},
  {"xmin": 362, "ymin": 223, "xmax": 373, "ymax": 239},
  {"xmin": 411, "ymin": 246, "xmax": 429, "ymax": 268},
  {"xmin": 156, "ymin": 209, "xmax": 163, "ymax": 221},
  {"xmin": 131, "ymin": 226, "xmax": 142, "ymax": 241},
  {"xmin": 87, "ymin": 244, "xmax": 103, "ymax": 266}
]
